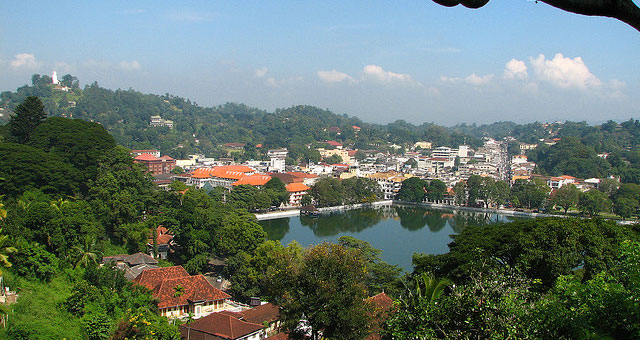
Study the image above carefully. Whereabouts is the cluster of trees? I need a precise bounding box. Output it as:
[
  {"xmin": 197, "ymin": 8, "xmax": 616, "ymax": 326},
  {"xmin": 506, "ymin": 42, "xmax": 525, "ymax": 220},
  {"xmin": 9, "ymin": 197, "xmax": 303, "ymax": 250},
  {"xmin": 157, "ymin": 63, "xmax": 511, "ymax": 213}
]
[
  {"xmin": 0, "ymin": 97, "xmax": 275, "ymax": 338},
  {"xmin": 224, "ymin": 178, "xmax": 290, "ymax": 212},
  {"xmin": 396, "ymin": 177, "xmax": 447, "ymax": 203},
  {"xmin": 308, "ymin": 177, "xmax": 381, "ymax": 207},
  {"xmin": 398, "ymin": 217, "xmax": 640, "ymax": 339}
]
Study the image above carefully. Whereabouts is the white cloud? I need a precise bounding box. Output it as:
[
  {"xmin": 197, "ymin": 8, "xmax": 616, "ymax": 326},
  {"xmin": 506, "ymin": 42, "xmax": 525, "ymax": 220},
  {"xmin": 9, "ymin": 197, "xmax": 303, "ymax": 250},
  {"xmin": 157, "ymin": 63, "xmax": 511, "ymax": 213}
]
[
  {"xmin": 362, "ymin": 65, "xmax": 412, "ymax": 82},
  {"xmin": 254, "ymin": 67, "xmax": 268, "ymax": 78},
  {"xmin": 10, "ymin": 53, "xmax": 40, "ymax": 69},
  {"xmin": 440, "ymin": 73, "xmax": 494, "ymax": 86},
  {"xmin": 504, "ymin": 59, "xmax": 528, "ymax": 80},
  {"xmin": 465, "ymin": 73, "xmax": 494, "ymax": 86},
  {"xmin": 317, "ymin": 69, "xmax": 354, "ymax": 83},
  {"xmin": 117, "ymin": 60, "xmax": 141, "ymax": 71},
  {"xmin": 530, "ymin": 53, "xmax": 601, "ymax": 89}
]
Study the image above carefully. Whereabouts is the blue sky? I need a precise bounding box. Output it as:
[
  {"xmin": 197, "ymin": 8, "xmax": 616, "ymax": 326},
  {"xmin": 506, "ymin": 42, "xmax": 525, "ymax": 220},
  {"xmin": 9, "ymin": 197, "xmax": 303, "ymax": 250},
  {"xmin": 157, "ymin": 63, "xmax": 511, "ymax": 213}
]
[{"xmin": 1, "ymin": 1, "xmax": 638, "ymax": 125}]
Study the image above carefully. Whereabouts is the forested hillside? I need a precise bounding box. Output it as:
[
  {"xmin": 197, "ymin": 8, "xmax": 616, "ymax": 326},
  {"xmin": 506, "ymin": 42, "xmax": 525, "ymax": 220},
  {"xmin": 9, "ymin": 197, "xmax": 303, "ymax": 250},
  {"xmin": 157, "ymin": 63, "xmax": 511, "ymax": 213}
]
[{"xmin": 2, "ymin": 74, "xmax": 639, "ymax": 182}]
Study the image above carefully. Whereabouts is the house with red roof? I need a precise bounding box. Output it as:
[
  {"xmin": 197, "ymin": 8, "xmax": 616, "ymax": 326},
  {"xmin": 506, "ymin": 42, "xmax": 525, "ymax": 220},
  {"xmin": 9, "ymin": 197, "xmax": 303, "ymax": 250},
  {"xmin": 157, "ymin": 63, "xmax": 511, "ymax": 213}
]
[
  {"xmin": 180, "ymin": 303, "xmax": 280, "ymax": 340},
  {"xmin": 326, "ymin": 140, "xmax": 343, "ymax": 149},
  {"xmin": 134, "ymin": 266, "xmax": 231, "ymax": 319},
  {"xmin": 147, "ymin": 226, "xmax": 174, "ymax": 260}
]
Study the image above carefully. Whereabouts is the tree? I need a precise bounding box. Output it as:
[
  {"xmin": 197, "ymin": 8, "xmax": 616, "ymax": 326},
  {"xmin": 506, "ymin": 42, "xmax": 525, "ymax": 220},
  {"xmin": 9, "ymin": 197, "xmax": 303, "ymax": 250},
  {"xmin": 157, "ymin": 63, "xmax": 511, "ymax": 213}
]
[
  {"xmin": 0, "ymin": 228, "xmax": 16, "ymax": 276},
  {"xmin": 431, "ymin": 0, "xmax": 640, "ymax": 32},
  {"xmin": 309, "ymin": 177, "xmax": 344, "ymax": 207},
  {"xmin": 8, "ymin": 96, "xmax": 47, "ymax": 143},
  {"xmin": 324, "ymin": 154, "xmax": 344, "ymax": 164},
  {"xmin": 396, "ymin": 177, "xmax": 426, "ymax": 203},
  {"xmin": 412, "ymin": 217, "xmax": 636, "ymax": 288},
  {"xmin": 551, "ymin": 184, "xmax": 580, "ymax": 213},
  {"xmin": 338, "ymin": 236, "xmax": 403, "ymax": 297},
  {"xmin": 273, "ymin": 242, "xmax": 373, "ymax": 340},
  {"xmin": 73, "ymin": 236, "xmax": 101, "ymax": 268},
  {"xmin": 426, "ymin": 179, "xmax": 447, "ymax": 202},
  {"xmin": 511, "ymin": 178, "xmax": 550, "ymax": 210},
  {"xmin": 578, "ymin": 189, "xmax": 613, "ymax": 216},
  {"xmin": 264, "ymin": 177, "xmax": 290, "ymax": 207}
]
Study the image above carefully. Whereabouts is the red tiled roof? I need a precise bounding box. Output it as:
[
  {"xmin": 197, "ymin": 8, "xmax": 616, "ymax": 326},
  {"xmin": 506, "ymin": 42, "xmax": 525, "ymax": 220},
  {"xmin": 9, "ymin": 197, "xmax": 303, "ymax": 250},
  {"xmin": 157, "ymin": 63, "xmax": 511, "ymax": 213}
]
[
  {"xmin": 367, "ymin": 292, "xmax": 394, "ymax": 313},
  {"xmin": 240, "ymin": 303, "xmax": 280, "ymax": 325},
  {"xmin": 347, "ymin": 150, "xmax": 358, "ymax": 157},
  {"xmin": 135, "ymin": 153, "xmax": 160, "ymax": 161},
  {"xmin": 365, "ymin": 292, "xmax": 395, "ymax": 340},
  {"xmin": 331, "ymin": 164, "xmax": 349, "ymax": 167},
  {"xmin": 326, "ymin": 140, "xmax": 342, "ymax": 147},
  {"xmin": 266, "ymin": 333, "xmax": 291, "ymax": 340},
  {"xmin": 160, "ymin": 155, "xmax": 175, "ymax": 161},
  {"xmin": 155, "ymin": 275, "xmax": 231, "ymax": 309},
  {"xmin": 232, "ymin": 174, "xmax": 272, "ymax": 186},
  {"xmin": 286, "ymin": 182, "xmax": 310, "ymax": 192},
  {"xmin": 352, "ymin": 125, "xmax": 361, "ymax": 130},
  {"xmin": 134, "ymin": 266, "xmax": 189, "ymax": 292},
  {"xmin": 183, "ymin": 312, "xmax": 264, "ymax": 340},
  {"xmin": 288, "ymin": 172, "xmax": 318, "ymax": 180}
]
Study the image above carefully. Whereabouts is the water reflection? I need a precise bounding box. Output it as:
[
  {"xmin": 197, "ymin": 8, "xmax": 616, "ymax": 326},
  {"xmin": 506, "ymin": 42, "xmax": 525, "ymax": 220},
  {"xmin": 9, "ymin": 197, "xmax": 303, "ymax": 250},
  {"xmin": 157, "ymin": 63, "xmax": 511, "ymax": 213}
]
[
  {"xmin": 298, "ymin": 207, "xmax": 386, "ymax": 237},
  {"xmin": 260, "ymin": 205, "xmax": 519, "ymax": 241},
  {"xmin": 261, "ymin": 217, "xmax": 290, "ymax": 240}
]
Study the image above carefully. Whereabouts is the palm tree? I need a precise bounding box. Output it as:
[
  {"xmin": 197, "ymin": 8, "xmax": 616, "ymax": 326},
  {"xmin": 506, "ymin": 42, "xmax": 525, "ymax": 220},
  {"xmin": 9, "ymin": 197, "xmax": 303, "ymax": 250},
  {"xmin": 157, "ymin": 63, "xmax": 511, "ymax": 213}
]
[
  {"xmin": 73, "ymin": 236, "xmax": 101, "ymax": 268},
  {"xmin": 416, "ymin": 272, "xmax": 452, "ymax": 306}
]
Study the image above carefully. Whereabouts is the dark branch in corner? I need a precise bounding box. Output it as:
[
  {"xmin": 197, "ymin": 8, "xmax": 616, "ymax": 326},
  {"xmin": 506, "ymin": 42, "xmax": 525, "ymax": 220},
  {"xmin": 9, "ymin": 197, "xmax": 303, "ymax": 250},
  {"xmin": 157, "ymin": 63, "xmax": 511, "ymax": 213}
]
[{"xmin": 432, "ymin": 0, "xmax": 640, "ymax": 32}]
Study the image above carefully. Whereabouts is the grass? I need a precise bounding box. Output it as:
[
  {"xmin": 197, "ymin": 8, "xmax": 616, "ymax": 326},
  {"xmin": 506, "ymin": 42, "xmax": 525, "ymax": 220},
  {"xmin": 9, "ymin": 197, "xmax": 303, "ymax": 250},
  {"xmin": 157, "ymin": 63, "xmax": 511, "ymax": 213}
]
[{"xmin": 0, "ymin": 270, "xmax": 84, "ymax": 340}]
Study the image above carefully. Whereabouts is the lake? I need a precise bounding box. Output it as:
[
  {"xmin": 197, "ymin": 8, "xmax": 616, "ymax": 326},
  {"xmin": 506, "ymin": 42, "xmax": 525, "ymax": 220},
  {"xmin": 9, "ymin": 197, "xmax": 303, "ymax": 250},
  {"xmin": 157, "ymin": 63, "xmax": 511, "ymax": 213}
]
[{"xmin": 260, "ymin": 204, "xmax": 519, "ymax": 272}]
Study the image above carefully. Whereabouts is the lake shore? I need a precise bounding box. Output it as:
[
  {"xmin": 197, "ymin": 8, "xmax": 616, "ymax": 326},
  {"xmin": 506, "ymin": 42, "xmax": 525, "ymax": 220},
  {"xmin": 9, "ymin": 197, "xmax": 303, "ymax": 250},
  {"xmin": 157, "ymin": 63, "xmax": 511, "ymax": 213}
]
[{"xmin": 256, "ymin": 200, "xmax": 636, "ymax": 224}]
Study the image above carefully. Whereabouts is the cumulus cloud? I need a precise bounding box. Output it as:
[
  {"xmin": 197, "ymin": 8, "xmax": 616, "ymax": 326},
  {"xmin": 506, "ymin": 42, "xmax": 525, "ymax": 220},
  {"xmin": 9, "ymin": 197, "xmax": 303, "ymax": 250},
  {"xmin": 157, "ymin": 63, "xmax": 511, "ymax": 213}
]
[
  {"xmin": 117, "ymin": 60, "xmax": 141, "ymax": 71},
  {"xmin": 254, "ymin": 67, "xmax": 268, "ymax": 78},
  {"xmin": 362, "ymin": 65, "xmax": 412, "ymax": 82},
  {"xmin": 530, "ymin": 53, "xmax": 601, "ymax": 89},
  {"xmin": 317, "ymin": 69, "xmax": 354, "ymax": 83},
  {"xmin": 504, "ymin": 59, "xmax": 528, "ymax": 80},
  {"xmin": 10, "ymin": 53, "xmax": 40, "ymax": 69},
  {"xmin": 362, "ymin": 65, "xmax": 411, "ymax": 81}
]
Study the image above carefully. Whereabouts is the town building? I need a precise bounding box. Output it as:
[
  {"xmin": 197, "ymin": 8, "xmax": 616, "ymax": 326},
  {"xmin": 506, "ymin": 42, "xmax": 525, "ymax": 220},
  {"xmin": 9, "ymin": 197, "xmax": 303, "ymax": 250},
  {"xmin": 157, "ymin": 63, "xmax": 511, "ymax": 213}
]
[
  {"xmin": 286, "ymin": 182, "xmax": 310, "ymax": 206},
  {"xmin": 150, "ymin": 115, "xmax": 174, "ymax": 128},
  {"xmin": 134, "ymin": 154, "xmax": 176, "ymax": 175},
  {"xmin": 134, "ymin": 266, "xmax": 231, "ymax": 319}
]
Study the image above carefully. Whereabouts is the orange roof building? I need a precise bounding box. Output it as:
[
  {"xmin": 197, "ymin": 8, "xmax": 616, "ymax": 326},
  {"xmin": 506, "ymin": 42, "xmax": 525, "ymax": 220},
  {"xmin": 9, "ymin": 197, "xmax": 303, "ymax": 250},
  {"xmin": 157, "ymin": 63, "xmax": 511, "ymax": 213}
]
[
  {"xmin": 286, "ymin": 182, "xmax": 310, "ymax": 206},
  {"xmin": 232, "ymin": 174, "xmax": 272, "ymax": 187},
  {"xmin": 134, "ymin": 266, "xmax": 231, "ymax": 319}
]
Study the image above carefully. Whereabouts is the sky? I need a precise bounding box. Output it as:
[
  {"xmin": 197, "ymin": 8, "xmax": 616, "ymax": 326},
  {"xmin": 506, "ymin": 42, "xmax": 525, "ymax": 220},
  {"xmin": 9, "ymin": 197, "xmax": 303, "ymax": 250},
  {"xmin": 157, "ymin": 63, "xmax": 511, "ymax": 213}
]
[{"xmin": 1, "ymin": 1, "xmax": 639, "ymax": 126}]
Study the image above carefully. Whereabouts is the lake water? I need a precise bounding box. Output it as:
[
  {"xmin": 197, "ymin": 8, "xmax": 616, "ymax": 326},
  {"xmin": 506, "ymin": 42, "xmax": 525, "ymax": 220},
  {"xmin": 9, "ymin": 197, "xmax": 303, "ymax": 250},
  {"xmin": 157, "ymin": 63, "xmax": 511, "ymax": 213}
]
[{"xmin": 260, "ymin": 204, "xmax": 518, "ymax": 272}]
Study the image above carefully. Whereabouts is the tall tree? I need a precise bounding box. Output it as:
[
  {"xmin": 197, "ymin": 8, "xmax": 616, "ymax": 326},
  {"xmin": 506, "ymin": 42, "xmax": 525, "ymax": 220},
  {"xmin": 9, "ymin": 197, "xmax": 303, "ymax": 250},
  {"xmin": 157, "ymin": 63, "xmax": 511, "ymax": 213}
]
[
  {"xmin": 551, "ymin": 184, "xmax": 581, "ymax": 214},
  {"xmin": 8, "ymin": 96, "xmax": 47, "ymax": 144},
  {"xmin": 273, "ymin": 242, "xmax": 373, "ymax": 340}
]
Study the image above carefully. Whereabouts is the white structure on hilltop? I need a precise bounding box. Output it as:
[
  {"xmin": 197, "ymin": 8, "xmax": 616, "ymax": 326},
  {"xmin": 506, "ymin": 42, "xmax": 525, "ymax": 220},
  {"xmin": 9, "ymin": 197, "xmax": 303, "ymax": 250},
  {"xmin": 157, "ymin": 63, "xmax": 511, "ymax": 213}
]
[{"xmin": 52, "ymin": 71, "xmax": 59, "ymax": 85}]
